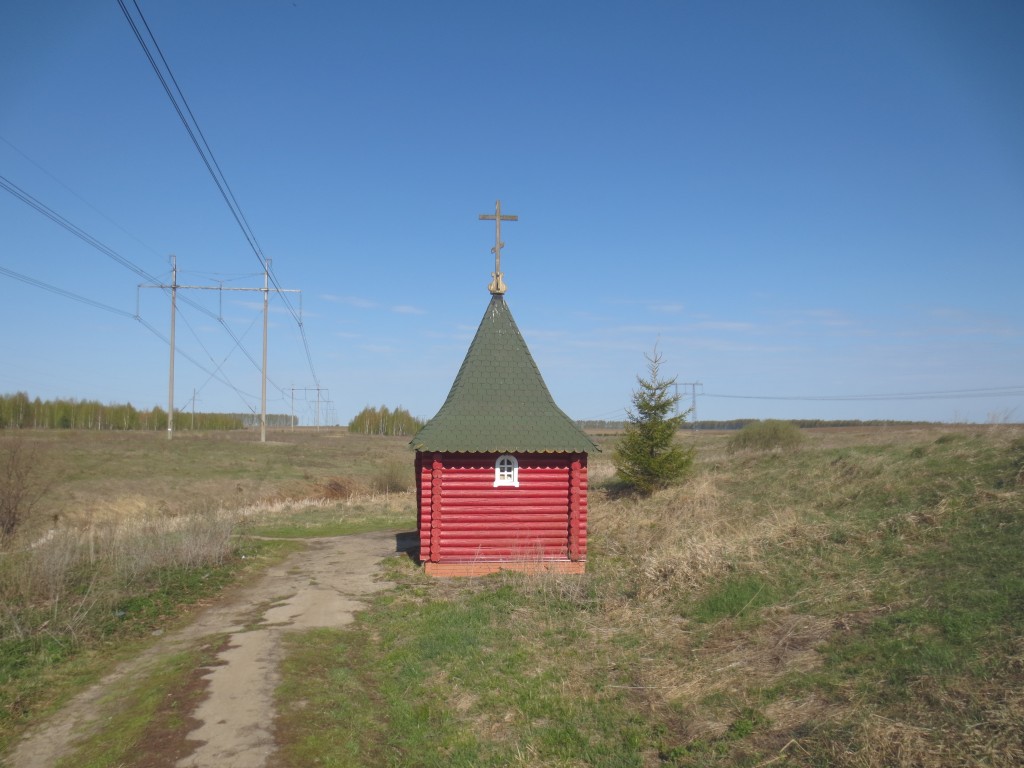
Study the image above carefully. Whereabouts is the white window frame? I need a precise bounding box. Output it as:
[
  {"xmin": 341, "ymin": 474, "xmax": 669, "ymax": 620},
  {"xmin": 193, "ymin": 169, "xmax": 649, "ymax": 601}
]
[{"xmin": 493, "ymin": 454, "xmax": 519, "ymax": 488}]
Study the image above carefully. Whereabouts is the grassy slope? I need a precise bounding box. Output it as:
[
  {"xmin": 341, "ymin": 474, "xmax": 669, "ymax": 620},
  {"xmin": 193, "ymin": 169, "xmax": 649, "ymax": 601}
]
[
  {"xmin": 0, "ymin": 428, "xmax": 415, "ymax": 757},
  {"xmin": 272, "ymin": 426, "xmax": 1024, "ymax": 768},
  {"xmin": 4, "ymin": 426, "xmax": 1021, "ymax": 766},
  {"xmin": 0, "ymin": 534, "xmax": 300, "ymax": 757},
  {"xmin": 15, "ymin": 428, "xmax": 414, "ymax": 532}
]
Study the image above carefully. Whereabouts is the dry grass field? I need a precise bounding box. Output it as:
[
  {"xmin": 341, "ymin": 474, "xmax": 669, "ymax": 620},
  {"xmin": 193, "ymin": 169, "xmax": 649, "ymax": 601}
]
[
  {"xmin": 4, "ymin": 427, "xmax": 412, "ymax": 530},
  {"xmin": 275, "ymin": 423, "xmax": 1024, "ymax": 767},
  {"xmin": 0, "ymin": 427, "xmax": 416, "ymax": 756},
  {"xmin": 581, "ymin": 424, "xmax": 1024, "ymax": 766},
  {"xmin": 2, "ymin": 423, "xmax": 1023, "ymax": 766}
]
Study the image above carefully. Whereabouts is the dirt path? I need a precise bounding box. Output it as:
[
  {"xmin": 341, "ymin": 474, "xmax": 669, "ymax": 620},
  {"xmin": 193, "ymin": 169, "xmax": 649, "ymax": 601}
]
[{"xmin": 7, "ymin": 531, "xmax": 405, "ymax": 768}]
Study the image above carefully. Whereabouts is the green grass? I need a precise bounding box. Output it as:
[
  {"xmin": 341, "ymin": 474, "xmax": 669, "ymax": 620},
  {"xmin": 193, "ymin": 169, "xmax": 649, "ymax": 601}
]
[
  {"xmin": 243, "ymin": 499, "xmax": 415, "ymax": 539},
  {"xmin": 5, "ymin": 426, "xmax": 1023, "ymax": 766},
  {"xmin": 53, "ymin": 642, "xmax": 220, "ymax": 768},
  {"xmin": 275, "ymin": 583, "xmax": 656, "ymax": 767},
  {"xmin": 825, "ymin": 486, "xmax": 1024, "ymax": 697},
  {"xmin": 273, "ymin": 425, "xmax": 1024, "ymax": 767},
  {"xmin": 2, "ymin": 428, "xmax": 415, "ymax": 760},
  {"xmin": 0, "ymin": 537, "xmax": 298, "ymax": 755},
  {"xmin": 689, "ymin": 573, "xmax": 779, "ymax": 622}
]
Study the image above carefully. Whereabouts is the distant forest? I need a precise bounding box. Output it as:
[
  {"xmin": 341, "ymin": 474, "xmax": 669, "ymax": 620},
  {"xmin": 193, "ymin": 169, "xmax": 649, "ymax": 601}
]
[
  {"xmin": 1, "ymin": 392, "xmax": 937, "ymax": 433},
  {"xmin": 0, "ymin": 392, "xmax": 295, "ymax": 430},
  {"xmin": 347, "ymin": 405, "xmax": 423, "ymax": 436},
  {"xmin": 577, "ymin": 418, "xmax": 936, "ymax": 432}
]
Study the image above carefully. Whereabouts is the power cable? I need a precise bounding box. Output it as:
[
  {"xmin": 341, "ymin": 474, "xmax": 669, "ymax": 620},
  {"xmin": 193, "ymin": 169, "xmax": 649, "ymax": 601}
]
[
  {"xmin": 134, "ymin": 315, "xmax": 259, "ymax": 406},
  {"xmin": 580, "ymin": 408, "xmax": 629, "ymax": 421},
  {"xmin": 0, "ymin": 265, "xmax": 134, "ymax": 318},
  {"xmin": 580, "ymin": 385, "xmax": 1024, "ymax": 422},
  {"xmin": 175, "ymin": 309, "xmax": 262, "ymax": 408},
  {"xmin": 176, "ymin": 305, "xmax": 286, "ymax": 403},
  {"xmin": 2, "ymin": 172, "xmax": 279, "ymax": 405},
  {"xmin": 118, "ymin": 0, "xmax": 321, "ymax": 389},
  {"xmin": 703, "ymin": 386, "xmax": 1024, "ymax": 402},
  {"xmin": 117, "ymin": 0, "xmax": 264, "ymax": 266},
  {"xmin": 1, "ymin": 173, "xmax": 159, "ymax": 283},
  {"xmin": 0, "ymin": 263, "xmax": 258, "ymax": 404},
  {"xmin": 3, "ymin": 172, "xmax": 268, "ymax": 390},
  {"xmin": 0, "ymin": 133, "xmax": 162, "ymax": 257}
]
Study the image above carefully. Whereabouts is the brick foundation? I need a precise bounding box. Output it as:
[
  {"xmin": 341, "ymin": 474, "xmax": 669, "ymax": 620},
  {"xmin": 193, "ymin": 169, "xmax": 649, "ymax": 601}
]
[{"xmin": 424, "ymin": 560, "xmax": 586, "ymax": 578}]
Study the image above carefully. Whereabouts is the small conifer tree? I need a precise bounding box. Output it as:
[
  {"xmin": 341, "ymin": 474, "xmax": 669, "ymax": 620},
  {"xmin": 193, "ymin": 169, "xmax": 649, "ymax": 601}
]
[{"xmin": 614, "ymin": 350, "xmax": 694, "ymax": 494}]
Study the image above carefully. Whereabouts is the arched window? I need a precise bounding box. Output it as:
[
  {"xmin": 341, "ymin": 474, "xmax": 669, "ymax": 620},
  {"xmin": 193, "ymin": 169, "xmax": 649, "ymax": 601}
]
[{"xmin": 493, "ymin": 454, "xmax": 519, "ymax": 487}]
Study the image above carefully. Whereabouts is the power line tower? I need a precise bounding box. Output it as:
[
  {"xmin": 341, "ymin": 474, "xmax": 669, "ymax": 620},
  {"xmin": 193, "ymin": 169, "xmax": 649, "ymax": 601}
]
[
  {"xmin": 141, "ymin": 256, "xmax": 300, "ymax": 442},
  {"xmin": 290, "ymin": 386, "xmax": 329, "ymax": 431},
  {"xmin": 676, "ymin": 381, "xmax": 703, "ymax": 429}
]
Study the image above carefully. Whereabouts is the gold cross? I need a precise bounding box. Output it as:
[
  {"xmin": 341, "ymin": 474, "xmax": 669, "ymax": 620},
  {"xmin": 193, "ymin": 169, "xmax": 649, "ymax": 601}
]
[{"xmin": 479, "ymin": 200, "xmax": 518, "ymax": 295}]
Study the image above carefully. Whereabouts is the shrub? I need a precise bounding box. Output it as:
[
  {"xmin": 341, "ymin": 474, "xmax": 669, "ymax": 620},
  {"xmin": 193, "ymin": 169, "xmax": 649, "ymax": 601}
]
[
  {"xmin": 0, "ymin": 436, "xmax": 48, "ymax": 545},
  {"xmin": 371, "ymin": 461, "xmax": 412, "ymax": 494},
  {"xmin": 727, "ymin": 419, "xmax": 804, "ymax": 453},
  {"xmin": 319, "ymin": 476, "xmax": 362, "ymax": 500}
]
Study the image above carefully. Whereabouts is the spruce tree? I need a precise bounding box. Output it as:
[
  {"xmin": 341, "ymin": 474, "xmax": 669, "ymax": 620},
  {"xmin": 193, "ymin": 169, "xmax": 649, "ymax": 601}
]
[{"xmin": 614, "ymin": 350, "xmax": 694, "ymax": 494}]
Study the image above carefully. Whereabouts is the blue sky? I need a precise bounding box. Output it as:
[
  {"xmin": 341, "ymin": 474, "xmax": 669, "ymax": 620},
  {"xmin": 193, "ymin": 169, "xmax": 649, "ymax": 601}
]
[{"xmin": 2, "ymin": 1, "xmax": 1022, "ymax": 426}]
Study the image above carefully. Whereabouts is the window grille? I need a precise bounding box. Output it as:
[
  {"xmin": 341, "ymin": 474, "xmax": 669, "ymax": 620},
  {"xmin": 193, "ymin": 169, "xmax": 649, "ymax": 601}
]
[{"xmin": 494, "ymin": 454, "xmax": 519, "ymax": 487}]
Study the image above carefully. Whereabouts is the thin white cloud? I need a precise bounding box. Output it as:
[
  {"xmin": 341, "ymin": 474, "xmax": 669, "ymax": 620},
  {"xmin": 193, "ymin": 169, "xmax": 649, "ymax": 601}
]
[
  {"xmin": 693, "ymin": 320, "xmax": 756, "ymax": 332},
  {"xmin": 521, "ymin": 328, "xmax": 568, "ymax": 339},
  {"xmin": 320, "ymin": 295, "xmax": 424, "ymax": 315},
  {"xmin": 605, "ymin": 298, "xmax": 686, "ymax": 315},
  {"xmin": 421, "ymin": 328, "xmax": 473, "ymax": 341},
  {"xmin": 231, "ymin": 300, "xmax": 302, "ymax": 316},
  {"xmin": 927, "ymin": 307, "xmax": 970, "ymax": 320},
  {"xmin": 649, "ymin": 302, "xmax": 685, "ymax": 314},
  {"xmin": 920, "ymin": 307, "xmax": 1023, "ymax": 337},
  {"xmin": 777, "ymin": 308, "xmax": 855, "ymax": 328},
  {"xmin": 606, "ymin": 324, "xmax": 679, "ymax": 335},
  {"xmin": 686, "ymin": 337, "xmax": 794, "ymax": 354},
  {"xmin": 320, "ymin": 294, "xmax": 378, "ymax": 309},
  {"xmin": 565, "ymin": 338, "xmax": 647, "ymax": 351}
]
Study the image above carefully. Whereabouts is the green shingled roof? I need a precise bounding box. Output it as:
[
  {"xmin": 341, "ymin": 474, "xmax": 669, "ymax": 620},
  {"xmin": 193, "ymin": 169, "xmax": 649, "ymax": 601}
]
[{"xmin": 410, "ymin": 295, "xmax": 598, "ymax": 454}]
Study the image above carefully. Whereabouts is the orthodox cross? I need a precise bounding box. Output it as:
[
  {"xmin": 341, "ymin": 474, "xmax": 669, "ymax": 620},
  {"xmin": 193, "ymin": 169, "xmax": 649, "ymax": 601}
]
[{"xmin": 479, "ymin": 199, "xmax": 518, "ymax": 295}]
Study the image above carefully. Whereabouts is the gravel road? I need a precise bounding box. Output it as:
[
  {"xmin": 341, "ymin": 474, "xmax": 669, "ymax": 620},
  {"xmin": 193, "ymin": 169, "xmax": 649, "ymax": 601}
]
[{"xmin": 7, "ymin": 531, "xmax": 405, "ymax": 768}]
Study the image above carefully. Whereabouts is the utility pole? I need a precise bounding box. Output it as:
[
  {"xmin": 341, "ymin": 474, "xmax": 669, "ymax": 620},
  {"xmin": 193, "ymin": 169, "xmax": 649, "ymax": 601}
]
[
  {"xmin": 140, "ymin": 258, "xmax": 299, "ymax": 443},
  {"xmin": 261, "ymin": 260, "xmax": 269, "ymax": 443},
  {"xmin": 167, "ymin": 255, "xmax": 176, "ymax": 441}
]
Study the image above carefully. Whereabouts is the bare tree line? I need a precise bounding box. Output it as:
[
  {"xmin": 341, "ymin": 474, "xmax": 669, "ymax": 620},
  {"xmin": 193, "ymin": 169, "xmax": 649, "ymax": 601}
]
[{"xmin": 0, "ymin": 391, "xmax": 249, "ymax": 431}]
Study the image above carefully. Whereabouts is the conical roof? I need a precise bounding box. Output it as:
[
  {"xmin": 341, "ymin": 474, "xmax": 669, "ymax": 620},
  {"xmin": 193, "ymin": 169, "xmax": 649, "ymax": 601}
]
[{"xmin": 410, "ymin": 295, "xmax": 598, "ymax": 454}]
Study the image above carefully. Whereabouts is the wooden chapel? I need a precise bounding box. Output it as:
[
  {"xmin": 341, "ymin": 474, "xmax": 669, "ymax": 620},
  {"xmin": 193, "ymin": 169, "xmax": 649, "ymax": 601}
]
[{"xmin": 409, "ymin": 202, "xmax": 598, "ymax": 576}]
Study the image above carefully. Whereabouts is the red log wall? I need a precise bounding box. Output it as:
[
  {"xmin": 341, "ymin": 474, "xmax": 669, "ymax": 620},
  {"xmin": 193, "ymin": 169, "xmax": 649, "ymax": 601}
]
[{"xmin": 416, "ymin": 452, "xmax": 588, "ymax": 564}]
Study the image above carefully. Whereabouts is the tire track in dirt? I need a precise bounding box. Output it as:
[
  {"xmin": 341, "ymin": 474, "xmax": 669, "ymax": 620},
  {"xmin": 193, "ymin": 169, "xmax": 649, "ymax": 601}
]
[{"xmin": 7, "ymin": 531, "xmax": 404, "ymax": 768}]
